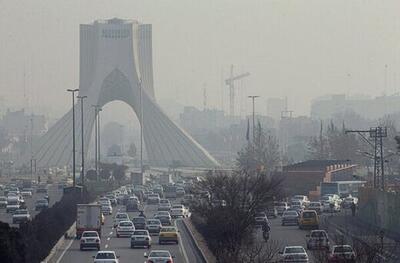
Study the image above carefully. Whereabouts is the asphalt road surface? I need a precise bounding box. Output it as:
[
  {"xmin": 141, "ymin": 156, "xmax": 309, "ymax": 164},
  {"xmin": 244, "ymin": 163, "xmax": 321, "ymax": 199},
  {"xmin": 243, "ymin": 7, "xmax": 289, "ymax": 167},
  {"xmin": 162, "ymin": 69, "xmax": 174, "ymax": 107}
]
[
  {"xmin": 57, "ymin": 200, "xmax": 199, "ymax": 263},
  {"xmin": 0, "ymin": 184, "xmax": 63, "ymax": 226}
]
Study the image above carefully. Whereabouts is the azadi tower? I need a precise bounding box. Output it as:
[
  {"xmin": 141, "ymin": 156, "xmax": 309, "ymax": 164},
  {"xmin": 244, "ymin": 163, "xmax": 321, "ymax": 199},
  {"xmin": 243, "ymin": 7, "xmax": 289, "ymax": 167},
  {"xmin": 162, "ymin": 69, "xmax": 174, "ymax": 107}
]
[{"xmin": 27, "ymin": 18, "xmax": 219, "ymax": 169}]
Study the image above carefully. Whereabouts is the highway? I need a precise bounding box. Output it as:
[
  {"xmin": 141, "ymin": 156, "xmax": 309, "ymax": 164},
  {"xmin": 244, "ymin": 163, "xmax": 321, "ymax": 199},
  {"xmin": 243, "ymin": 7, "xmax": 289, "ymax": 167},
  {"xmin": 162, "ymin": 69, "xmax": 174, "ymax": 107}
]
[
  {"xmin": 0, "ymin": 184, "xmax": 63, "ymax": 226},
  {"xmin": 57, "ymin": 199, "xmax": 199, "ymax": 263}
]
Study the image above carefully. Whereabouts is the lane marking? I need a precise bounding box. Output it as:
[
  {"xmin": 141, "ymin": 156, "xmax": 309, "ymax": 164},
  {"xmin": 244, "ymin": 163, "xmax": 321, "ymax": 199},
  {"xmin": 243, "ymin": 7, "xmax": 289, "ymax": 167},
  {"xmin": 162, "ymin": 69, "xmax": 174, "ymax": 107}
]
[
  {"xmin": 175, "ymin": 220, "xmax": 190, "ymax": 263},
  {"xmin": 109, "ymin": 232, "xmax": 113, "ymax": 235},
  {"xmin": 107, "ymin": 237, "xmax": 110, "ymax": 241},
  {"xmin": 55, "ymin": 238, "xmax": 74, "ymax": 263},
  {"xmin": 105, "ymin": 244, "xmax": 109, "ymax": 249}
]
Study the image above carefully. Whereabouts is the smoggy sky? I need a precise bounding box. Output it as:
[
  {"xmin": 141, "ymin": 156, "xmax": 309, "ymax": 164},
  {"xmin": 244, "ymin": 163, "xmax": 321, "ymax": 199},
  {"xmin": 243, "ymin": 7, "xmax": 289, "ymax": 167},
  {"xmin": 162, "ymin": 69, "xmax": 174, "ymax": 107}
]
[{"xmin": 1, "ymin": 0, "xmax": 400, "ymax": 119}]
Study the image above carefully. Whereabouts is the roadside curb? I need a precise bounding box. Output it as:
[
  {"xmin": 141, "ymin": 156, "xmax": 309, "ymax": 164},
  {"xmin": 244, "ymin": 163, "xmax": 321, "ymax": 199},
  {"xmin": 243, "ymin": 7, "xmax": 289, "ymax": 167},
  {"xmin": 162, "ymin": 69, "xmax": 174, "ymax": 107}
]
[
  {"xmin": 41, "ymin": 222, "xmax": 76, "ymax": 263},
  {"xmin": 182, "ymin": 218, "xmax": 216, "ymax": 263}
]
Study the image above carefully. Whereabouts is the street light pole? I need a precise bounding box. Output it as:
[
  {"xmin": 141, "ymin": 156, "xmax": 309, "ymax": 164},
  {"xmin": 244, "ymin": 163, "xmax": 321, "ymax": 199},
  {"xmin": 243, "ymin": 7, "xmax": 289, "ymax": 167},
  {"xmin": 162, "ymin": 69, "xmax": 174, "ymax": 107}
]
[
  {"xmin": 97, "ymin": 107, "xmax": 102, "ymax": 168},
  {"xmin": 248, "ymin": 95, "xmax": 260, "ymax": 142},
  {"xmin": 139, "ymin": 79, "xmax": 143, "ymax": 175},
  {"xmin": 67, "ymin": 88, "xmax": 79, "ymax": 187},
  {"xmin": 92, "ymin": 105, "xmax": 100, "ymax": 175},
  {"xmin": 78, "ymin": 95, "xmax": 87, "ymax": 186}
]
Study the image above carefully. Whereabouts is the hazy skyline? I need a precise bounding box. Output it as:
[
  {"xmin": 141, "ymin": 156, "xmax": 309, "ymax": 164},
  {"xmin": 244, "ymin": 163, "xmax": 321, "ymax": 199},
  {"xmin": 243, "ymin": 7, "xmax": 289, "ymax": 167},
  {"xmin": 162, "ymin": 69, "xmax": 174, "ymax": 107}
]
[{"xmin": 1, "ymin": 0, "xmax": 400, "ymax": 120}]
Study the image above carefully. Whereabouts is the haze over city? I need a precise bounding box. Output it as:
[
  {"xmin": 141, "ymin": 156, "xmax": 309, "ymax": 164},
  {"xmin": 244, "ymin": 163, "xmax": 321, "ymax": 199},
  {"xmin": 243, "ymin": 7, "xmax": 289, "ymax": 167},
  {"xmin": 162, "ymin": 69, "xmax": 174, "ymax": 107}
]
[{"xmin": 1, "ymin": 0, "xmax": 400, "ymax": 119}]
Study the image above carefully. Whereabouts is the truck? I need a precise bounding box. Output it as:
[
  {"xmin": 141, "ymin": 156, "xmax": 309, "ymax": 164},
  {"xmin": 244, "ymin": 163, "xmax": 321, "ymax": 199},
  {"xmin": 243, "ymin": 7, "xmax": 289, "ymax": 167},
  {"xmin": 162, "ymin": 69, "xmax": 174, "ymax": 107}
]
[
  {"xmin": 76, "ymin": 204, "xmax": 102, "ymax": 238},
  {"xmin": 160, "ymin": 173, "xmax": 172, "ymax": 186}
]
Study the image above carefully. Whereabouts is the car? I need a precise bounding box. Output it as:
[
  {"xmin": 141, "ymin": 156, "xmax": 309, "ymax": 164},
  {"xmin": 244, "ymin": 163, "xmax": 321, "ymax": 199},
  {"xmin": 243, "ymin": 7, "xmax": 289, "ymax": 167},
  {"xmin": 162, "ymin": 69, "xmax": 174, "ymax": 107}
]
[
  {"xmin": 322, "ymin": 194, "xmax": 342, "ymax": 205},
  {"xmin": 36, "ymin": 184, "xmax": 48, "ymax": 193},
  {"xmin": 323, "ymin": 201, "xmax": 341, "ymax": 213},
  {"xmin": 266, "ymin": 207, "xmax": 278, "ymax": 218},
  {"xmin": 131, "ymin": 230, "xmax": 152, "ymax": 248},
  {"xmin": 101, "ymin": 204, "xmax": 113, "ymax": 215},
  {"xmin": 35, "ymin": 198, "xmax": 49, "ymax": 211},
  {"xmin": 116, "ymin": 221, "xmax": 135, "ymax": 237},
  {"xmin": 126, "ymin": 197, "xmax": 140, "ymax": 212},
  {"xmin": 306, "ymin": 230, "xmax": 329, "ymax": 250},
  {"xmin": 155, "ymin": 215, "xmax": 172, "ymax": 226},
  {"xmin": 159, "ymin": 226, "xmax": 179, "ymax": 244},
  {"xmin": 146, "ymin": 219, "xmax": 162, "ymax": 235},
  {"xmin": 132, "ymin": 217, "xmax": 147, "ymax": 230},
  {"xmin": 170, "ymin": 208, "xmax": 186, "ymax": 218},
  {"xmin": 254, "ymin": 213, "xmax": 269, "ymax": 227},
  {"xmin": 176, "ymin": 187, "xmax": 185, "ymax": 197},
  {"xmin": 147, "ymin": 194, "xmax": 161, "ymax": 204},
  {"xmin": 282, "ymin": 210, "xmax": 299, "ymax": 226},
  {"xmin": 93, "ymin": 251, "xmax": 119, "ymax": 263},
  {"xmin": 12, "ymin": 209, "xmax": 30, "ymax": 224},
  {"xmin": 145, "ymin": 250, "xmax": 174, "ymax": 263},
  {"xmin": 280, "ymin": 246, "xmax": 309, "ymax": 262},
  {"xmin": 155, "ymin": 211, "xmax": 171, "ymax": 217},
  {"xmin": 113, "ymin": 212, "xmax": 130, "ymax": 227},
  {"xmin": 328, "ymin": 245, "xmax": 356, "ymax": 262},
  {"xmin": 292, "ymin": 195, "xmax": 310, "ymax": 207},
  {"xmin": 181, "ymin": 194, "xmax": 195, "ymax": 206},
  {"xmin": 308, "ymin": 202, "xmax": 323, "ymax": 214},
  {"xmin": 0, "ymin": 196, "xmax": 8, "ymax": 208},
  {"xmin": 275, "ymin": 201, "xmax": 289, "ymax": 215},
  {"xmin": 159, "ymin": 199, "xmax": 170, "ymax": 205},
  {"xmin": 6, "ymin": 197, "xmax": 20, "ymax": 213},
  {"xmin": 290, "ymin": 200, "xmax": 305, "ymax": 213},
  {"xmin": 80, "ymin": 231, "xmax": 101, "ymax": 250},
  {"xmin": 342, "ymin": 197, "xmax": 358, "ymax": 209},
  {"xmin": 158, "ymin": 203, "xmax": 172, "ymax": 212},
  {"xmin": 21, "ymin": 189, "xmax": 33, "ymax": 198},
  {"xmin": 171, "ymin": 204, "xmax": 188, "ymax": 216},
  {"xmin": 299, "ymin": 210, "xmax": 319, "ymax": 229}
]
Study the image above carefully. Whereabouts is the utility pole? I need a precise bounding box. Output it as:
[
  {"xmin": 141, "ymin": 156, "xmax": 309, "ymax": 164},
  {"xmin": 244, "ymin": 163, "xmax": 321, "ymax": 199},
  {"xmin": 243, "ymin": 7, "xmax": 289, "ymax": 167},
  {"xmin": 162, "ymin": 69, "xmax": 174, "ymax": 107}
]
[
  {"xmin": 139, "ymin": 79, "xmax": 144, "ymax": 175},
  {"xmin": 97, "ymin": 107, "xmax": 102, "ymax": 168},
  {"xmin": 346, "ymin": 127, "xmax": 387, "ymax": 190},
  {"xmin": 77, "ymin": 95, "xmax": 87, "ymax": 186},
  {"xmin": 67, "ymin": 88, "xmax": 79, "ymax": 187},
  {"xmin": 30, "ymin": 115, "xmax": 33, "ymax": 182},
  {"xmin": 92, "ymin": 105, "xmax": 100, "ymax": 175},
  {"xmin": 248, "ymin": 95, "xmax": 259, "ymax": 142}
]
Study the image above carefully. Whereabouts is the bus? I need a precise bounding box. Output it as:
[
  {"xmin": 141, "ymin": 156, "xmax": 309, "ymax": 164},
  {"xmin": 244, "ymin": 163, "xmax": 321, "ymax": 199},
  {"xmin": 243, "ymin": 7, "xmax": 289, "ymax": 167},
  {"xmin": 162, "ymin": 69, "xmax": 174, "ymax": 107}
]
[{"xmin": 320, "ymin": 181, "xmax": 366, "ymax": 198}]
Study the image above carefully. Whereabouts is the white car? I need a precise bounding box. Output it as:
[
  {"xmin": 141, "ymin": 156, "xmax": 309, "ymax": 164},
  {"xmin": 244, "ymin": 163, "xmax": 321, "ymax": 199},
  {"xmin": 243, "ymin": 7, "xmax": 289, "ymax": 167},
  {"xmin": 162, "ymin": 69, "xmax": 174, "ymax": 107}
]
[
  {"xmin": 116, "ymin": 221, "xmax": 135, "ymax": 237},
  {"xmin": 21, "ymin": 190, "xmax": 33, "ymax": 198},
  {"xmin": 131, "ymin": 230, "xmax": 152, "ymax": 248},
  {"xmin": 342, "ymin": 197, "xmax": 358, "ymax": 209},
  {"xmin": 80, "ymin": 231, "xmax": 101, "ymax": 251},
  {"xmin": 12, "ymin": 209, "xmax": 30, "ymax": 224},
  {"xmin": 101, "ymin": 204, "xmax": 113, "ymax": 215},
  {"xmin": 146, "ymin": 219, "xmax": 162, "ymax": 235},
  {"xmin": 147, "ymin": 194, "xmax": 160, "ymax": 204},
  {"xmin": 328, "ymin": 245, "xmax": 356, "ymax": 262},
  {"xmin": 171, "ymin": 204, "xmax": 188, "ymax": 216},
  {"xmin": 158, "ymin": 203, "xmax": 171, "ymax": 212},
  {"xmin": 113, "ymin": 212, "xmax": 130, "ymax": 227},
  {"xmin": 93, "ymin": 251, "xmax": 119, "ymax": 263},
  {"xmin": 145, "ymin": 250, "xmax": 174, "ymax": 263},
  {"xmin": 306, "ymin": 230, "xmax": 330, "ymax": 250},
  {"xmin": 280, "ymin": 246, "xmax": 309, "ymax": 262},
  {"xmin": 170, "ymin": 208, "xmax": 186, "ymax": 218}
]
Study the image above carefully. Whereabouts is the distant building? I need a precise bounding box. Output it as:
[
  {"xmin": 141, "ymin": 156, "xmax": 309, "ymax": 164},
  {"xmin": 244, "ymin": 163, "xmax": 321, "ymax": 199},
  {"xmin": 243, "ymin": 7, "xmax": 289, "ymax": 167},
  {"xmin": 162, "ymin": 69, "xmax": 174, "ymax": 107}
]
[
  {"xmin": 311, "ymin": 94, "xmax": 400, "ymax": 120},
  {"xmin": 282, "ymin": 160, "xmax": 356, "ymax": 199},
  {"xmin": 0, "ymin": 109, "xmax": 47, "ymax": 138},
  {"xmin": 179, "ymin": 106, "xmax": 226, "ymax": 134}
]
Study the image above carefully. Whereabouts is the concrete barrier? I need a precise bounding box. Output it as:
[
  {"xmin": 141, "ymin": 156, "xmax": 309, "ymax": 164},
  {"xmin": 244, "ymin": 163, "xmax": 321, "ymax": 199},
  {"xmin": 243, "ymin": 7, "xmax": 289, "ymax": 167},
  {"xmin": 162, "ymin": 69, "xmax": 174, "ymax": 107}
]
[{"xmin": 41, "ymin": 222, "xmax": 76, "ymax": 263}]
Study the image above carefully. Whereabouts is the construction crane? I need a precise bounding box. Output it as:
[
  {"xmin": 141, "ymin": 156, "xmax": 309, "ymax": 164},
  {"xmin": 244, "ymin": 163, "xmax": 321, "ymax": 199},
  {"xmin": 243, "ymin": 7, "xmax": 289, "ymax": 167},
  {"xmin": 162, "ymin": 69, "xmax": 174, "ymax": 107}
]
[{"xmin": 225, "ymin": 65, "xmax": 250, "ymax": 116}]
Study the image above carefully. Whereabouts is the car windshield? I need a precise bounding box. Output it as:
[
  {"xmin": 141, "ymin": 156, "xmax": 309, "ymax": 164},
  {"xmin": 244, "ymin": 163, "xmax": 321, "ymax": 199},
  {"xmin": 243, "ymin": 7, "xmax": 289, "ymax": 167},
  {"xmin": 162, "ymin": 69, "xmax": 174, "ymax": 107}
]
[
  {"xmin": 160, "ymin": 199, "xmax": 169, "ymax": 203},
  {"xmin": 172, "ymin": 205, "xmax": 183, "ymax": 208},
  {"xmin": 132, "ymin": 217, "xmax": 145, "ymax": 223},
  {"xmin": 311, "ymin": 231, "xmax": 326, "ymax": 238},
  {"xmin": 285, "ymin": 247, "xmax": 305, "ymax": 254},
  {"xmin": 119, "ymin": 221, "xmax": 132, "ymax": 227},
  {"xmin": 149, "ymin": 251, "xmax": 170, "ymax": 257},
  {"xmin": 284, "ymin": 211, "xmax": 298, "ymax": 216},
  {"xmin": 96, "ymin": 252, "xmax": 116, "ymax": 259},
  {"xmin": 161, "ymin": 227, "xmax": 176, "ymax": 232},
  {"xmin": 334, "ymin": 246, "xmax": 353, "ymax": 253},
  {"xmin": 83, "ymin": 232, "xmax": 98, "ymax": 237},
  {"xmin": 116, "ymin": 214, "xmax": 128, "ymax": 219},
  {"xmin": 302, "ymin": 212, "xmax": 316, "ymax": 218},
  {"xmin": 133, "ymin": 230, "xmax": 148, "ymax": 235},
  {"xmin": 14, "ymin": 210, "xmax": 28, "ymax": 214},
  {"xmin": 310, "ymin": 203, "xmax": 320, "ymax": 207},
  {"xmin": 147, "ymin": 220, "xmax": 160, "ymax": 225}
]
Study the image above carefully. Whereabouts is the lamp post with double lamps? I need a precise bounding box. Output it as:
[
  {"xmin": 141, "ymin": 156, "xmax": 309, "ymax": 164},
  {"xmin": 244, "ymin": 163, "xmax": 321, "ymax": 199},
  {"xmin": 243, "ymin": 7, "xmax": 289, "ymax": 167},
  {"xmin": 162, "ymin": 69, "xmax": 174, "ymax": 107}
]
[{"xmin": 67, "ymin": 88, "xmax": 79, "ymax": 187}]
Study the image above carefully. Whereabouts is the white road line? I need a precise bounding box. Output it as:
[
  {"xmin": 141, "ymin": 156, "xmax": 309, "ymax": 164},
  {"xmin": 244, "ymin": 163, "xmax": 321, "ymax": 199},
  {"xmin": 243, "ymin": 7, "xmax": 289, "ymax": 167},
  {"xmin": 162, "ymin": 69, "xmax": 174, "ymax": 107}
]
[
  {"xmin": 109, "ymin": 231, "xmax": 113, "ymax": 235},
  {"xmin": 55, "ymin": 238, "xmax": 74, "ymax": 263},
  {"xmin": 105, "ymin": 244, "xmax": 109, "ymax": 249},
  {"xmin": 107, "ymin": 237, "xmax": 110, "ymax": 241},
  {"xmin": 176, "ymin": 220, "xmax": 190, "ymax": 263}
]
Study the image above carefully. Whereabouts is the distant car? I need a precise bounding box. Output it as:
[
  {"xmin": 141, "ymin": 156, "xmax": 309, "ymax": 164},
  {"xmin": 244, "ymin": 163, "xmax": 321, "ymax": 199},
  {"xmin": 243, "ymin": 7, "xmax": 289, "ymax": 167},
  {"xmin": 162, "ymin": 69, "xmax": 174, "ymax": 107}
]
[
  {"xmin": 147, "ymin": 194, "xmax": 161, "ymax": 204},
  {"xmin": 159, "ymin": 226, "xmax": 179, "ymax": 244},
  {"xmin": 101, "ymin": 204, "xmax": 113, "ymax": 215},
  {"xmin": 0, "ymin": 196, "xmax": 7, "ymax": 208},
  {"xmin": 116, "ymin": 221, "xmax": 135, "ymax": 237},
  {"xmin": 6, "ymin": 197, "xmax": 20, "ymax": 213},
  {"xmin": 282, "ymin": 210, "xmax": 299, "ymax": 226},
  {"xmin": 342, "ymin": 197, "xmax": 358, "ymax": 209},
  {"xmin": 132, "ymin": 217, "xmax": 147, "ymax": 230},
  {"xmin": 323, "ymin": 201, "xmax": 341, "ymax": 213},
  {"xmin": 113, "ymin": 213, "xmax": 130, "ymax": 228},
  {"xmin": 12, "ymin": 209, "xmax": 30, "ymax": 224},
  {"xmin": 292, "ymin": 195, "xmax": 310, "ymax": 207},
  {"xmin": 266, "ymin": 207, "xmax": 278, "ymax": 218},
  {"xmin": 254, "ymin": 213, "xmax": 269, "ymax": 227},
  {"xmin": 126, "ymin": 197, "xmax": 140, "ymax": 212},
  {"xmin": 21, "ymin": 189, "xmax": 33, "ymax": 198},
  {"xmin": 306, "ymin": 230, "xmax": 329, "ymax": 250},
  {"xmin": 275, "ymin": 202, "xmax": 289, "ymax": 215},
  {"xmin": 171, "ymin": 204, "xmax": 188, "ymax": 216},
  {"xmin": 181, "ymin": 194, "xmax": 195, "ymax": 206},
  {"xmin": 93, "ymin": 251, "xmax": 119, "ymax": 263},
  {"xmin": 299, "ymin": 210, "xmax": 319, "ymax": 230},
  {"xmin": 146, "ymin": 219, "xmax": 162, "ymax": 235},
  {"xmin": 308, "ymin": 202, "xmax": 323, "ymax": 214},
  {"xmin": 280, "ymin": 246, "xmax": 309, "ymax": 262},
  {"xmin": 328, "ymin": 245, "xmax": 356, "ymax": 262},
  {"xmin": 130, "ymin": 230, "xmax": 152, "ymax": 248},
  {"xmin": 145, "ymin": 250, "xmax": 174, "ymax": 263},
  {"xmin": 176, "ymin": 187, "xmax": 185, "ymax": 197},
  {"xmin": 170, "ymin": 208, "xmax": 186, "ymax": 218},
  {"xmin": 158, "ymin": 203, "xmax": 171, "ymax": 212},
  {"xmin": 155, "ymin": 215, "xmax": 172, "ymax": 226},
  {"xmin": 35, "ymin": 198, "xmax": 49, "ymax": 211},
  {"xmin": 36, "ymin": 185, "xmax": 48, "ymax": 193},
  {"xmin": 80, "ymin": 231, "xmax": 101, "ymax": 251}
]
